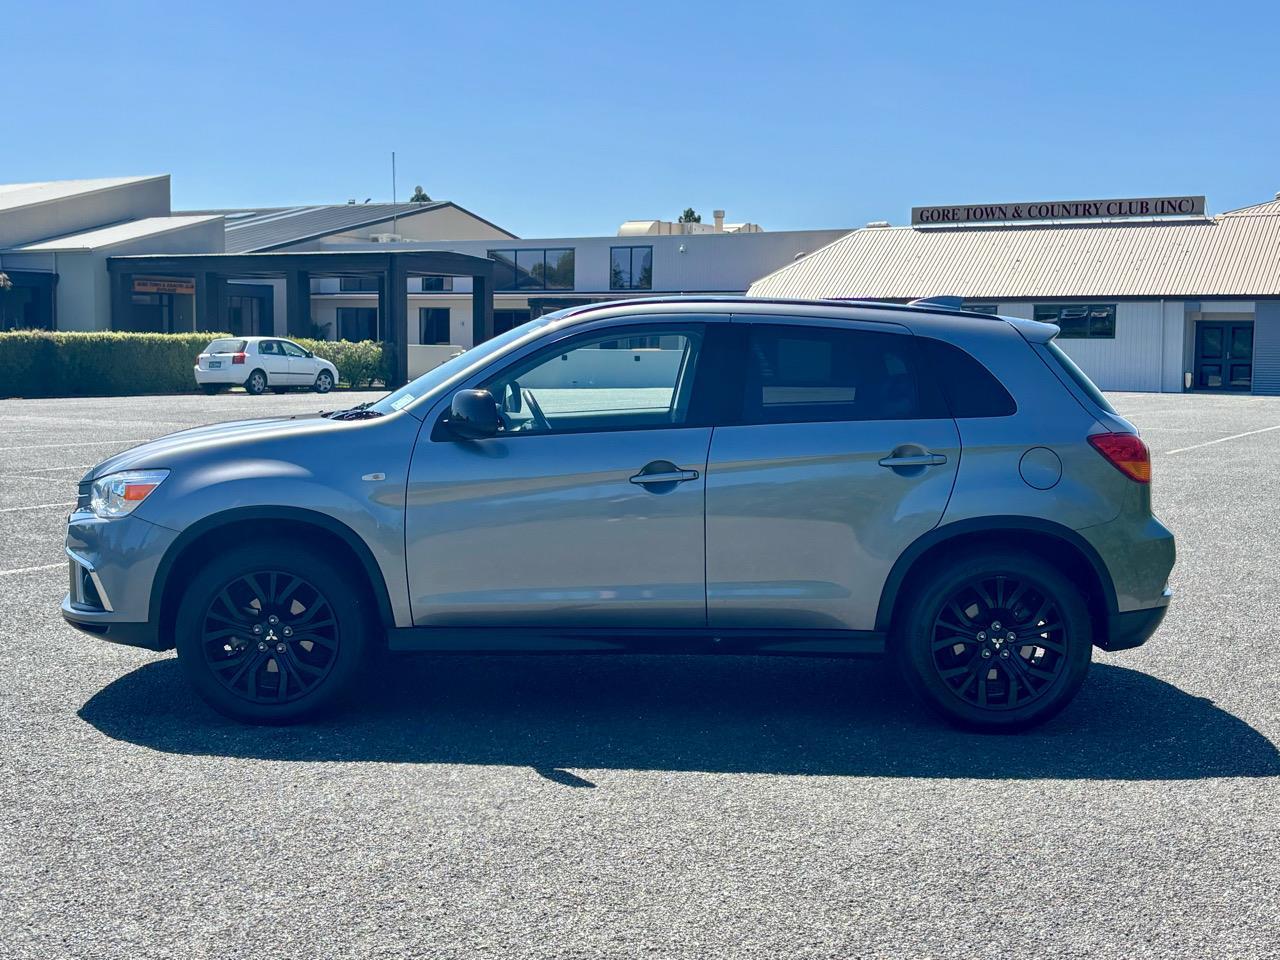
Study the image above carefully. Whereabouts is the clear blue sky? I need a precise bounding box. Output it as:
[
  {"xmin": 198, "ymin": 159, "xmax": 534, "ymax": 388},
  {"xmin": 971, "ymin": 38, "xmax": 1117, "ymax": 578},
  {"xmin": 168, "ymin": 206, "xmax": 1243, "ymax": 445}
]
[{"xmin": 3, "ymin": 0, "xmax": 1277, "ymax": 237}]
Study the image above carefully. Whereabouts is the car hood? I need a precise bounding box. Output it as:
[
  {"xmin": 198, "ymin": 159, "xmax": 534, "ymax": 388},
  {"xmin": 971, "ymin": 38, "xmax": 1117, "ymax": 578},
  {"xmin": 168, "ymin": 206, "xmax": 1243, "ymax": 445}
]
[{"xmin": 84, "ymin": 414, "xmax": 337, "ymax": 481}]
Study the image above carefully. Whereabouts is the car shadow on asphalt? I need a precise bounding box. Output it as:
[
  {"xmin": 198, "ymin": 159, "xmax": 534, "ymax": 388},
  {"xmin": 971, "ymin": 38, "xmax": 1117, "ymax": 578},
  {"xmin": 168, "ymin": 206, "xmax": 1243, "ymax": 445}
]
[{"xmin": 78, "ymin": 655, "xmax": 1279, "ymax": 781}]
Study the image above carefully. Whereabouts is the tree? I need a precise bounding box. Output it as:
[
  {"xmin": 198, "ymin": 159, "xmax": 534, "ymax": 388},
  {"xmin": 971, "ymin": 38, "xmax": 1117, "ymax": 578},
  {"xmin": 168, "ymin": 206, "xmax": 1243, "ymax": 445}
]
[
  {"xmin": 409, "ymin": 186, "xmax": 432, "ymax": 203},
  {"xmin": 678, "ymin": 207, "xmax": 701, "ymax": 223}
]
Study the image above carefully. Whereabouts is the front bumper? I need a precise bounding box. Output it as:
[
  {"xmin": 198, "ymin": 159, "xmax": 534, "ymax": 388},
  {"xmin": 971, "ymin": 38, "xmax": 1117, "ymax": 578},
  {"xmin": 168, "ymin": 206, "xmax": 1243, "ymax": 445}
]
[{"xmin": 61, "ymin": 509, "xmax": 178, "ymax": 650}]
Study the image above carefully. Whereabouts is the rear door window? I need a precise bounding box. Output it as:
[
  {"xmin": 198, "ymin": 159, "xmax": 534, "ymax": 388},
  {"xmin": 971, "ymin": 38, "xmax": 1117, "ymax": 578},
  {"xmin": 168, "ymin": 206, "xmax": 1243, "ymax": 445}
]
[{"xmin": 742, "ymin": 324, "xmax": 925, "ymax": 423}]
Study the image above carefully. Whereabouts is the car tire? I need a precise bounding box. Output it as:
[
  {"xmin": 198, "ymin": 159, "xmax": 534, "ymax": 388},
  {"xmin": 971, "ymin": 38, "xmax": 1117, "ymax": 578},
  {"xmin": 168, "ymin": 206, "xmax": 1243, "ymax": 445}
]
[
  {"xmin": 244, "ymin": 369, "xmax": 268, "ymax": 395},
  {"xmin": 314, "ymin": 370, "xmax": 334, "ymax": 393},
  {"xmin": 200, "ymin": 384, "xmax": 220, "ymax": 395},
  {"xmin": 174, "ymin": 543, "xmax": 372, "ymax": 724},
  {"xmin": 894, "ymin": 548, "xmax": 1092, "ymax": 732}
]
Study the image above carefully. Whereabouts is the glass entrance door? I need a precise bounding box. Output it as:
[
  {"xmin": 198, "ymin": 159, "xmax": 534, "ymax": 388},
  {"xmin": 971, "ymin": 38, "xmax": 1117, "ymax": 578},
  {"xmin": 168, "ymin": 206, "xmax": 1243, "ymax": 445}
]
[{"xmin": 1195, "ymin": 321, "xmax": 1253, "ymax": 391}]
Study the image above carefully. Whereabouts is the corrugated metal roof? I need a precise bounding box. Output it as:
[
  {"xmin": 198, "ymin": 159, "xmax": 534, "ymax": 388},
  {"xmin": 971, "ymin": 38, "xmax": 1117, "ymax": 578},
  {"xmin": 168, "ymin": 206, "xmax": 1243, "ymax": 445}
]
[
  {"xmin": 217, "ymin": 202, "xmax": 449, "ymax": 253},
  {"xmin": 1222, "ymin": 198, "xmax": 1280, "ymax": 217},
  {"xmin": 748, "ymin": 212, "xmax": 1280, "ymax": 300},
  {"xmin": 6, "ymin": 215, "xmax": 221, "ymax": 252},
  {"xmin": 0, "ymin": 176, "xmax": 166, "ymax": 213}
]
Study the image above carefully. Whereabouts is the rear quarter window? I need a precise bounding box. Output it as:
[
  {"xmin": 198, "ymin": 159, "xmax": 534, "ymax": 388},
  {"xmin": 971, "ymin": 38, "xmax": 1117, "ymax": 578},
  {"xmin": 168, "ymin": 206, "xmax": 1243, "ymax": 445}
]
[
  {"xmin": 917, "ymin": 337, "xmax": 1017, "ymax": 418},
  {"xmin": 1044, "ymin": 341, "xmax": 1117, "ymax": 415}
]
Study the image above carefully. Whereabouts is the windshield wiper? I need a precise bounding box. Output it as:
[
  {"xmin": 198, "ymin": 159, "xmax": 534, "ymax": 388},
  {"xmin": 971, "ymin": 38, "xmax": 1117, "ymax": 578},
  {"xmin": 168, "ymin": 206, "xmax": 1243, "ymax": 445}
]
[{"xmin": 321, "ymin": 400, "xmax": 384, "ymax": 421}]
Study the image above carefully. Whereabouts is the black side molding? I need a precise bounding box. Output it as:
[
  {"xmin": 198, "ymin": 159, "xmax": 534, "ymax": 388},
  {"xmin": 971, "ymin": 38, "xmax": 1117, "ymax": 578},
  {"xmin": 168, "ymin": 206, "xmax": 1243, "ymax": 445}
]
[{"xmin": 386, "ymin": 626, "xmax": 886, "ymax": 658}]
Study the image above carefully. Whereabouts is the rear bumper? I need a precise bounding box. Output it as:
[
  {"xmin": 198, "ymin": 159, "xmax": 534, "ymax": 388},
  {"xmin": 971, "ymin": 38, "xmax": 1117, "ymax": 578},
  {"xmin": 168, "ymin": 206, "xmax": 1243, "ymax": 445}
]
[
  {"xmin": 193, "ymin": 366, "xmax": 245, "ymax": 385},
  {"xmin": 1096, "ymin": 588, "xmax": 1171, "ymax": 652}
]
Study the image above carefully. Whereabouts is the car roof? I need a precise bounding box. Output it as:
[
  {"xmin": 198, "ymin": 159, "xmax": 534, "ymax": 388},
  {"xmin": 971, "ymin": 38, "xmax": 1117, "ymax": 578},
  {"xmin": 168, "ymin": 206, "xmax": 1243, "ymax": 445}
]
[{"xmin": 542, "ymin": 296, "xmax": 1056, "ymax": 343}]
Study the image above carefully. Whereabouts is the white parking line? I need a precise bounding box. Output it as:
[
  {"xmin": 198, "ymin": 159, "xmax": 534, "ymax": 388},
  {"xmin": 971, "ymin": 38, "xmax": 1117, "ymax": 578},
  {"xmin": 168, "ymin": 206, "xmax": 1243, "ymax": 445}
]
[
  {"xmin": 0, "ymin": 502, "xmax": 72, "ymax": 513},
  {"xmin": 1166, "ymin": 424, "xmax": 1280, "ymax": 455},
  {"xmin": 0, "ymin": 562, "xmax": 64, "ymax": 576}
]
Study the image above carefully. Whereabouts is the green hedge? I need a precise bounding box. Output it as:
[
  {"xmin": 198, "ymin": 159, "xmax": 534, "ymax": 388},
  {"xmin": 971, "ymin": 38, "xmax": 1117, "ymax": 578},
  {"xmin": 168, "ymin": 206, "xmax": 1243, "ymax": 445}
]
[{"xmin": 0, "ymin": 330, "xmax": 388, "ymax": 398}]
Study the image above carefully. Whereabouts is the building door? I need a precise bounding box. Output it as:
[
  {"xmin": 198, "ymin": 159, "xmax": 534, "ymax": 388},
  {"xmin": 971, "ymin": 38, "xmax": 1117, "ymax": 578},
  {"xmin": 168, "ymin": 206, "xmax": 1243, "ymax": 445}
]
[{"xmin": 1195, "ymin": 321, "xmax": 1253, "ymax": 391}]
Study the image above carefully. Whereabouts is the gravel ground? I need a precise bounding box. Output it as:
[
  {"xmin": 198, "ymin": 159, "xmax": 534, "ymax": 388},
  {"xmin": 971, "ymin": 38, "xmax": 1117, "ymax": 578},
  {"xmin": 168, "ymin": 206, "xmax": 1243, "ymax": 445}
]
[{"xmin": 0, "ymin": 389, "xmax": 1277, "ymax": 959}]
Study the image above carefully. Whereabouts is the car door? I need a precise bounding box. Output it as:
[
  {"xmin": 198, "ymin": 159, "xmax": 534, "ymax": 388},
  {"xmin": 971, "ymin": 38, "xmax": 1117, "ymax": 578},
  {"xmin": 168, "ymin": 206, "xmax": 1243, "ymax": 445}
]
[
  {"xmin": 705, "ymin": 317, "xmax": 960, "ymax": 631},
  {"xmin": 405, "ymin": 320, "xmax": 720, "ymax": 629},
  {"xmin": 254, "ymin": 340, "xmax": 290, "ymax": 384},
  {"xmin": 280, "ymin": 339, "xmax": 314, "ymax": 385}
]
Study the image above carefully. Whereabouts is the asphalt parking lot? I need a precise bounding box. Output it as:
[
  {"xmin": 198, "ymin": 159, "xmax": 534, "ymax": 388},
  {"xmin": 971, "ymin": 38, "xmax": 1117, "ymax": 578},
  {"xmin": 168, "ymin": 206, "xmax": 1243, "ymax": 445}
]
[{"xmin": 1, "ymin": 389, "xmax": 1277, "ymax": 959}]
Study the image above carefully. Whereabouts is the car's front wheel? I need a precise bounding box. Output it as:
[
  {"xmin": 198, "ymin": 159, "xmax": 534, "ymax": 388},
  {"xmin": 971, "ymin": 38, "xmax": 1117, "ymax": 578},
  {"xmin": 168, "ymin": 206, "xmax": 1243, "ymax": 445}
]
[
  {"xmin": 174, "ymin": 543, "xmax": 371, "ymax": 723},
  {"xmin": 894, "ymin": 548, "xmax": 1092, "ymax": 731},
  {"xmin": 314, "ymin": 369, "xmax": 334, "ymax": 393}
]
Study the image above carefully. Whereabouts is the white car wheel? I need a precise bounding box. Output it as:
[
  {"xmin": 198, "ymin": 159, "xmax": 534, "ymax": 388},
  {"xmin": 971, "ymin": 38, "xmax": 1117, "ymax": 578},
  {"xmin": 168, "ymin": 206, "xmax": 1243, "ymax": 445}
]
[{"xmin": 314, "ymin": 370, "xmax": 334, "ymax": 393}]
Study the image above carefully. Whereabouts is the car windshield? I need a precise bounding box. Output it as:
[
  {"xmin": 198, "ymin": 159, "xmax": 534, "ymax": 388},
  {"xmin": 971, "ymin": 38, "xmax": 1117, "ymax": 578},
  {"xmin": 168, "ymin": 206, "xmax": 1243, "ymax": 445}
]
[
  {"xmin": 206, "ymin": 339, "xmax": 246, "ymax": 354},
  {"xmin": 368, "ymin": 313, "xmax": 560, "ymax": 416}
]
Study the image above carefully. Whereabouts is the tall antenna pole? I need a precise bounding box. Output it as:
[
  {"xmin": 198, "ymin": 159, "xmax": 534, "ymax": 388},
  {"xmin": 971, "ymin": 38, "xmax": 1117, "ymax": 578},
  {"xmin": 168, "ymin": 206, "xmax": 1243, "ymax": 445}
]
[{"xmin": 391, "ymin": 151, "xmax": 398, "ymax": 236}]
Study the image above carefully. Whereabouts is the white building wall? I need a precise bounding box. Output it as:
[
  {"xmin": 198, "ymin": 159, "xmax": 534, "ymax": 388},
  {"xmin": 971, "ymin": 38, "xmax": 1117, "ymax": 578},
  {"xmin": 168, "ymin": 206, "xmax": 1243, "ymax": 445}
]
[{"xmin": 998, "ymin": 300, "xmax": 1171, "ymax": 392}]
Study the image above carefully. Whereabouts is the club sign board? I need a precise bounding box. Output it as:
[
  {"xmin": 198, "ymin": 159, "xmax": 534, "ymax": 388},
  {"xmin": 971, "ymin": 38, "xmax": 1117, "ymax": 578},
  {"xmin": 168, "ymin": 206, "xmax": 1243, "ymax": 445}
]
[{"xmin": 911, "ymin": 196, "xmax": 1205, "ymax": 226}]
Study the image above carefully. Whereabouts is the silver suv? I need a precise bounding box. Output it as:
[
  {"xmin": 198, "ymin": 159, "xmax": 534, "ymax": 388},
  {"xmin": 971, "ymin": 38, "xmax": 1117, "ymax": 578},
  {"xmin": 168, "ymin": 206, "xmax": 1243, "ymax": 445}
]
[{"xmin": 62, "ymin": 297, "xmax": 1175, "ymax": 729}]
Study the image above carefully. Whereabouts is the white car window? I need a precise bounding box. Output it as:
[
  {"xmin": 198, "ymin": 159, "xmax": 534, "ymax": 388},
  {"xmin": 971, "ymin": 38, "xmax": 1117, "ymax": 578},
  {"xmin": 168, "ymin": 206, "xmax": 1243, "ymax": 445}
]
[{"xmin": 281, "ymin": 341, "xmax": 308, "ymax": 358}]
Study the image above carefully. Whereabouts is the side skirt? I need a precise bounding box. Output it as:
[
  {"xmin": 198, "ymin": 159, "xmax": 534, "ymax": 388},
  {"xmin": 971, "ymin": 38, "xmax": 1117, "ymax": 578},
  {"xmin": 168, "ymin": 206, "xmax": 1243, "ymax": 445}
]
[{"xmin": 385, "ymin": 626, "xmax": 886, "ymax": 657}]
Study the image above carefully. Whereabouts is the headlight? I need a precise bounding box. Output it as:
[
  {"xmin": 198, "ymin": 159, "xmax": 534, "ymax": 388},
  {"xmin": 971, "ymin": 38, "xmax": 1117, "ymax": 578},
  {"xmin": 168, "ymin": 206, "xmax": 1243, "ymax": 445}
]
[{"xmin": 90, "ymin": 469, "xmax": 170, "ymax": 518}]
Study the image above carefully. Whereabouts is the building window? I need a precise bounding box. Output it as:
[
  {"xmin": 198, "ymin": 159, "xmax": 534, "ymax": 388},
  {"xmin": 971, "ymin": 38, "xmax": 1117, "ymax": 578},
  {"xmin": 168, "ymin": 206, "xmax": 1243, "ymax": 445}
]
[
  {"xmin": 339, "ymin": 277, "xmax": 380, "ymax": 293},
  {"xmin": 493, "ymin": 309, "xmax": 532, "ymax": 335},
  {"xmin": 337, "ymin": 307, "xmax": 379, "ymax": 341},
  {"xmin": 488, "ymin": 249, "xmax": 574, "ymax": 291},
  {"xmin": 610, "ymin": 246, "xmax": 653, "ymax": 290},
  {"xmin": 419, "ymin": 276, "xmax": 453, "ymax": 292},
  {"xmin": 963, "ymin": 303, "xmax": 998, "ymax": 315},
  {"xmin": 419, "ymin": 307, "xmax": 451, "ymax": 344},
  {"xmin": 1034, "ymin": 303, "xmax": 1117, "ymax": 339},
  {"xmin": 227, "ymin": 296, "xmax": 263, "ymax": 336}
]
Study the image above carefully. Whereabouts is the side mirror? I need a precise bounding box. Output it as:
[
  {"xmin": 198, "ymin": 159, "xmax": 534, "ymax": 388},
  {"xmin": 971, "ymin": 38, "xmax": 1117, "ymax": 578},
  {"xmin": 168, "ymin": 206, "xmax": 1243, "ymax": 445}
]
[
  {"xmin": 448, "ymin": 389, "xmax": 501, "ymax": 440},
  {"xmin": 305, "ymin": 350, "xmax": 314, "ymax": 358}
]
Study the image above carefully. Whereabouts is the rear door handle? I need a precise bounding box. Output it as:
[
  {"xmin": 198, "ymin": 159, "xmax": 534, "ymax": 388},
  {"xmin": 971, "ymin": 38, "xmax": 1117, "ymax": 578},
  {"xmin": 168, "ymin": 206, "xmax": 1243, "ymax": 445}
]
[
  {"xmin": 878, "ymin": 453, "xmax": 948, "ymax": 468},
  {"xmin": 630, "ymin": 469, "xmax": 700, "ymax": 485}
]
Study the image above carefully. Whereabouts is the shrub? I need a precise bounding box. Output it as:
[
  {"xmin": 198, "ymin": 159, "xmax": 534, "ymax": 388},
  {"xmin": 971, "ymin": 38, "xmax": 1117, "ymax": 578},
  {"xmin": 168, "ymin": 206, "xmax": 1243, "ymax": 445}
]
[{"xmin": 0, "ymin": 330, "xmax": 387, "ymax": 398}]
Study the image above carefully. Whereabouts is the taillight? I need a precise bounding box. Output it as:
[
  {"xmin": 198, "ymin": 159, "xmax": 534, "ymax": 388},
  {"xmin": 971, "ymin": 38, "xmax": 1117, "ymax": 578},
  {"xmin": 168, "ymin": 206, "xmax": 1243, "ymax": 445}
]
[
  {"xmin": 1088, "ymin": 432, "xmax": 1150, "ymax": 483},
  {"xmin": 231, "ymin": 352, "xmax": 246, "ymax": 365}
]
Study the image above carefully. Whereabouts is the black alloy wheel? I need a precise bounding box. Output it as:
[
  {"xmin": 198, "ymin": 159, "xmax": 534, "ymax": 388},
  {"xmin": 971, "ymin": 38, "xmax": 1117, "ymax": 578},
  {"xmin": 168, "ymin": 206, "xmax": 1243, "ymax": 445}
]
[
  {"xmin": 175, "ymin": 543, "xmax": 370, "ymax": 723},
  {"xmin": 199, "ymin": 571, "xmax": 340, "ymax": 705},
  {"xmin": 895, "ymin": 548, "xmax": 1092, "ymax": 731},
  {"xmin": 928, "ymin": 574, "xmax": 1066, "ymax": 711}
]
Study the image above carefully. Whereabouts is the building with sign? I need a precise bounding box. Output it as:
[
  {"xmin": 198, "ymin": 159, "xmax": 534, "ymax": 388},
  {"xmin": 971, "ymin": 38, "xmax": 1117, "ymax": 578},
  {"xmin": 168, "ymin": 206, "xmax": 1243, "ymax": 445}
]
[
  {"xmin": 749, "ymin": 194, "xmax": 1280, "ymax": 395},
  {"xmin": 0, "ymin": 175, "xmax": 845, "ymax": 382}
]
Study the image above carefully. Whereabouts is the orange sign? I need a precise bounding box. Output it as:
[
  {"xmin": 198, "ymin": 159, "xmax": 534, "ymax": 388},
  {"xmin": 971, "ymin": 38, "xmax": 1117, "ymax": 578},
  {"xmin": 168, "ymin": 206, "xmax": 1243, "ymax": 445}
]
[{"xmin": 133, "ymin": 277, "xmax": 195, "ymax": 295}]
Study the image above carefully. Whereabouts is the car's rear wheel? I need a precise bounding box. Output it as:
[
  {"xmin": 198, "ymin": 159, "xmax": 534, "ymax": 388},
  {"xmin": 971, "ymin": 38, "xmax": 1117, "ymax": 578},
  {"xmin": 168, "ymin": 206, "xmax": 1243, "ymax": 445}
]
[
  {"xmin": 314, "ymin": 370, "xmax": 334, "ymax": 393},
  {"xmin": 244, "ymin": 369, "xmax": 268, "ymax": 395},
  {"xmin": 174, "ymin": 543, "xmax": 371, "ymax": 723},
  {"xmin": 894, "ymin": 548, "xmax": 1092, "ymax": 731}
]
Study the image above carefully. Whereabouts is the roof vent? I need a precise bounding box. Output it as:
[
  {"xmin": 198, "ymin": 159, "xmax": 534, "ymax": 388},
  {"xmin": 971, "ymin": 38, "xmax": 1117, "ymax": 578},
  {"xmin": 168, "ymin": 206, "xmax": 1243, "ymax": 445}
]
[
  {"xmin": 369, "ymin": 233, "xmax": 403, "ymax": 243},
  {"xmin": 865, "ymin": 220, "xmax": 891, "ymax": 228}
]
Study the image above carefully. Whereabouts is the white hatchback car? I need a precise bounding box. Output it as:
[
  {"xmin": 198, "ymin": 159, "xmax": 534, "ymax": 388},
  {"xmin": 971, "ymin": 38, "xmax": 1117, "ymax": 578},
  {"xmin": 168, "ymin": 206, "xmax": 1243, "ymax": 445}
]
[{"xmin": 194, "ymin": 337, "xmax": 340, "ymax": 395}]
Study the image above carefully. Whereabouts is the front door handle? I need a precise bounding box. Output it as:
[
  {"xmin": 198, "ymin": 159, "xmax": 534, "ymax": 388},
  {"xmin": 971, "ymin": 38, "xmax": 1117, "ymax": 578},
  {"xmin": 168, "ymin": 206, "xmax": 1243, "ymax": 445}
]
[
  {"xmin": 630, "ymin": 468, "xmax": 700, "ymax": 485},
  {"xmin": 878, "ymin": 452, "xmax": 948, "ymax": 468}
]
